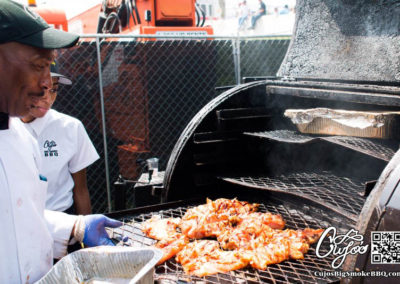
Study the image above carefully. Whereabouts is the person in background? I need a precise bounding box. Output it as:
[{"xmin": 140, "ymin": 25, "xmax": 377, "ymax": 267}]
[
  {"xmin": 249, "ymin": 0, "xmax": 267, "ymax": 29},
  {"xmin": 21, "ymin": 62, "xmax": 99, "ymax": 215},
  {"xmin": 279, "ymin": 4, "xmax": 290, "ymax": 15},
  {"xmin": 237, "ymin": 0, "xmax": 250, "ymax": 31},
  {"xmin": 0, "ymin": 1, "xmax": 121, "ymax": 283}
]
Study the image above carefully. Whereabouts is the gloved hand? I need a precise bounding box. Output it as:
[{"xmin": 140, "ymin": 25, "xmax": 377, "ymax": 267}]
[{"xmin": 73, "ymin": 214, "xmax": 122, "ymax": 247}]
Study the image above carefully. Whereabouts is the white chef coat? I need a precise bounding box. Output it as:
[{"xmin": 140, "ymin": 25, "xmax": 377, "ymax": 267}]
[
  {"xmin": 23, "ymin": 109, "xmax": 99, "ymax": 211},
  {"xmin": 0, "ymin": 116, "xmax": 77, "ymax": 283}
]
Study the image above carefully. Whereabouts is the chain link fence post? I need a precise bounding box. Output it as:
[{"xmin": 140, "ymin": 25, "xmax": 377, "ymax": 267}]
[
  {"xmin": 96, "ymin": 37, "xmax": 112, "ymax": 212},
  {"xmin": 232, "ymin": 36, "xmax": 241, "ymax": 85}
]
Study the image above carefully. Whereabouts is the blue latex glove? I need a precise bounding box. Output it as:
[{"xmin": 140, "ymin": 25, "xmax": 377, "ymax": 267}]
[{"xmin": 83, "ymin": 214, "xmax": 122, "ymax": 247}]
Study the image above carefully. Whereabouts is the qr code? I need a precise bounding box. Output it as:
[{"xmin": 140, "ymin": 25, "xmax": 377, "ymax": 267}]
[{"xmin": 371, "ymin": 231, "xmax": 400, "ymax": 264}]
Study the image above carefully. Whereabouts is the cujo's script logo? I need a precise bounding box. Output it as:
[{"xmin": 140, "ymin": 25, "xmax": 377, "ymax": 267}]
[
  {"xmin": 43, "ymin": 140, "xmax": 58, "ymax": 157},
  {"xmin": 315, "ymin": 227, "xmax": 369, "ymax": 269}
]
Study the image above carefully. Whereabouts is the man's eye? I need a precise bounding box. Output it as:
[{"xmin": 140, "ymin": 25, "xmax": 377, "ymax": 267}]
[{"xmin": 49, "ymin": 89, "xmax": 58, "ymax": 94}]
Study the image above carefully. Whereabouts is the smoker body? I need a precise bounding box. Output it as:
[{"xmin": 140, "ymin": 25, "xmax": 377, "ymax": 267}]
[
  {"xmin": 108, "ymin": 0, "xmax": 400, "ymax": 283},
  {"xmin": 162, "ymin": 79, "xmax": 400, "ymax": 283}
]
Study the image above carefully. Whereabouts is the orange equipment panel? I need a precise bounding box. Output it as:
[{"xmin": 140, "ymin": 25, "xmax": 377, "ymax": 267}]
[
  {"xmin": 156, "ymin": 0, "xmax": 195, "ymax": 25},
  {"xmin": 140, "ymin": 25, "xmax": 213, "ymax": 36},
  {"xmin": 33, "ymin": 7, "xmax": 68, "ymax": 31}
]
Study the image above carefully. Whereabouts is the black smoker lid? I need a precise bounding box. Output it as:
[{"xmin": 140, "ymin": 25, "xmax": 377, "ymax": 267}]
[{"xmin": 277, "ymin": 0, "xmax": 400, "ymax": 83}]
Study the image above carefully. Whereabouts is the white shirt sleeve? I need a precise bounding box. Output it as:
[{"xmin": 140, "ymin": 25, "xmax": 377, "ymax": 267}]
[
  {"xmin": 0, "ymin": 159, "xmax": 21, "ymax": 282},
  {"xmin": 69, "ymin": 121, "xmax": 100, "ymax": 174},
  {"xmin": 44, "ymin": 210, "xmax": 78, "ymax": 259}
]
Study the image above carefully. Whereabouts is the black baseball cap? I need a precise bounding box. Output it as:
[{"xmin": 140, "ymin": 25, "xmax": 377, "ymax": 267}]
[
  {"xmin": 0, "ymin": 0, "xmax": 79, "ymax": 49},
  {"xmin": 50, "ymin": 61, "xmax": 72, "ymax": 85}
]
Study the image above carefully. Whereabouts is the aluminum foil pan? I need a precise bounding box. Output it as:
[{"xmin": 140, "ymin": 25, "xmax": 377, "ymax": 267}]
[{"xmin": 36, "ymin": 246, "xmax": 162, "ymax": 284}]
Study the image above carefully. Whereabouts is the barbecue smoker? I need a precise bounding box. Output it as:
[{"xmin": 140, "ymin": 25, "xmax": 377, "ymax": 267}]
[{"xmin": 108, "ymin": 0, "xmax": 400, "ymax": 283}]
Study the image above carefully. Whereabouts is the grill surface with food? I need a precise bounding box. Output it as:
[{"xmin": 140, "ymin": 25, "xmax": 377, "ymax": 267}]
[
  {"xmin": 108, "ymin": 196, "xmax": 339, "ymax": 283},
  {"xmin": 108, "ymin": 0, "xmax": 400, "ymax": 283},
  {"xmin": 140, "ymin": 198, "xmax": 323, "ymax": 277}
]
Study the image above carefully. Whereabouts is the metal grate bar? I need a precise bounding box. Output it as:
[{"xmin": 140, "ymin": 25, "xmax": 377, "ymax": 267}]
[
  {"xmin": 244, "ymin": 130, "xmax": 316, "ymax": 144},
  {"xmin": 217, "ymin": 108, "xmax": 272, "ymax": 120},
  {"xmin": 108, "ymin": 200, "xmax": 339, "ymax": 284},
  {"xmin": 244, "ymin": 130, "xmax": 397, "ymax": 161},
  {"xmin": 220, "ymin": 171, "xmax": 366, "ymax": 219},
  {"xmin": 324, "ymin": 136, "xmax": 397, "ymax": 161}
]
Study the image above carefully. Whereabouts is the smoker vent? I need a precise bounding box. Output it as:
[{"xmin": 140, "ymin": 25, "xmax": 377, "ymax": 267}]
[
  {"xmin": 244, "ymin": 130, "xmax": 397, "ymax": 161},
  {"xmin": 108, "ymin": 200, "xmax": 339, "ymax": 284},
  {"xmin": 220, "ymin": 171, "xmax": 365, "ymax": 221}
]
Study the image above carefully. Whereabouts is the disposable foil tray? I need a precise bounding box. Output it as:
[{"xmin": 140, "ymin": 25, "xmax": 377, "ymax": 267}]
[
  {"xmin": 36, "ymin": 246, "xmax": 162, "ymax": 284},
  {"xmin": 284, "ymin": 108, "xmax": 400, "ymax": 139}
]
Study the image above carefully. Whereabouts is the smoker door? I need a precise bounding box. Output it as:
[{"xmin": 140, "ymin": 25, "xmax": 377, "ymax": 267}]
[{"xmin": 343, "ymin": 150, "xmax": 400, "ymax": 283}]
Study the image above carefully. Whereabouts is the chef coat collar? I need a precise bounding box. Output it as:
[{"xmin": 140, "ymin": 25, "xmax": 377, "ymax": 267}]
[
  {"xmin": 0, "ymin": 112, "xmax": 9, "ymax": 130},
  {"xmin": 27, "ymin": 110, "xmax": 52, "ymax": 137}
]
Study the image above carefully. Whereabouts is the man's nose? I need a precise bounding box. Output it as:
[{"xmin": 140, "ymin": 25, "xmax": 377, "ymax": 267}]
[{"xmin": 39, "ymin": 68, "xmax": 52, "ymax": 92}]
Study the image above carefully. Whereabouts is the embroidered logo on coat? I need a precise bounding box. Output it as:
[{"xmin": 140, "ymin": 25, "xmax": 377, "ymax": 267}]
[{"xmin": 43, "ymin": 140, "xmax": 58, "ymax": 157}]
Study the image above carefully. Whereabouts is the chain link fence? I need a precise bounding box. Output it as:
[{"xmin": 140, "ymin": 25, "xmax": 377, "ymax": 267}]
[{"xmin": 53, "ymin": 35, "xmax": 290, "ymax": 213}]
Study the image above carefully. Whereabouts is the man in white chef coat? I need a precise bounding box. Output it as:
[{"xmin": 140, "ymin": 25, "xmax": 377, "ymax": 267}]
[{"xmin": 0, "ymin": 1, "xmax": 122, "ymax": 283}]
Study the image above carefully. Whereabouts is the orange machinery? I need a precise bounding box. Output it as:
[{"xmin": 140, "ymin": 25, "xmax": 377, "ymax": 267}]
[
  {"xmin": 31, "ymin": 7, "xmax": 68, "ymax": 31},
  {"xmin": 33, "ymin": 0, "xmax": 213, "ymax": 36},
  {"xmin": 95, "ymin": 0, "xmax": 213, "ymax": 35}
]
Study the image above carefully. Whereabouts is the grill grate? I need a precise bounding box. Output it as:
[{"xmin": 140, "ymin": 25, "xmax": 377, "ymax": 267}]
[
  {"xmin": 244, "ymin": 130, "xmax": 316, "ymax": 144},
  {"xmin": 109, "ymin": 200, "xmax": 339, "ymax": 284},
  {"xmin": 244, "ymin": 130, "xmax": 397, "ymax": 161},
  {"xmin": 221, "ymin": 171, "xmax": 366, "ymax": 220},
  {"xmin": 323, "ymin": 136, "xmax": 396, "ymax": 161}
]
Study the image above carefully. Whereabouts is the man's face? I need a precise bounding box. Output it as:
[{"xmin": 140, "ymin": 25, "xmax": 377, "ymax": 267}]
[
  {"xmin": 0, "ymin": 42, "xmax": 54, "ymax": 117},
  {"xmin": 24, "ymin": 77, "xmax": 58, "ymax": 121}
]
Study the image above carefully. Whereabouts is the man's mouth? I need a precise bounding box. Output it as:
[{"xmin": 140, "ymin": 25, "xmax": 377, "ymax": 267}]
[{"xmin": 30, "ymin": 105, "xmax": 49, "ymax": 114}]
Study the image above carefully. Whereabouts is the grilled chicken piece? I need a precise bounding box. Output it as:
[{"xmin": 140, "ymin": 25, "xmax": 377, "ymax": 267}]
[
  {"xmin": 301, "ymin": 228, "xmax": 325, "ymax": 244},
  {"xmin": 245, "ymin": 237, "xmax": 291, "ymax": 270},
  {"xmin": 245, "ymin": 228, "xmax": 324, "ymax": 269},
  {"xmin": 180, "ymin": 212, "xmax": 231, "ymax": 239},
  {"xmin": 273, "ymin": 228, "xmax": 324, "ymax": 258},
  {"xmin": 218, "ymin": 212, "xmax": 285, "ymax": 250},
  {"xmin": 155, "ymin": 234, "xmax": 189, "ymax": 264},
  {"xmin": 240, "ymin": 212, "xmax": 286, "ymax": 230},
  {"xmin": 207, "ymin": 198, "xmax": 259, "ymax": 215},
  {"xmin": 142, "ymin": 215, "xmax": 189, "ymax": 264},
  {"xmin": 142, "ymin": 215, "xmax": 181, "ymax": 241},
  {"xmin": 180, "ymin": 198, "xmax": 259, "ymax": 239},
  {"xmin": 176, "ymin": 240, "xmax": 249, "ymax": 277},
  {"xmin": 218, "ymin": 223, "xmax": 275, "ymax": 250}
]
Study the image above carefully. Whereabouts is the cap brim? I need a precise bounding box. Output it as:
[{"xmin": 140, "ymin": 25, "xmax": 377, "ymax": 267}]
[
  {"xmin": 16, "ymin": 27, "xmax": 79, "ymax": 49},
  {"xmin": 51, "ymin": 72, "xmax": 72, "ymax": 85}
]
